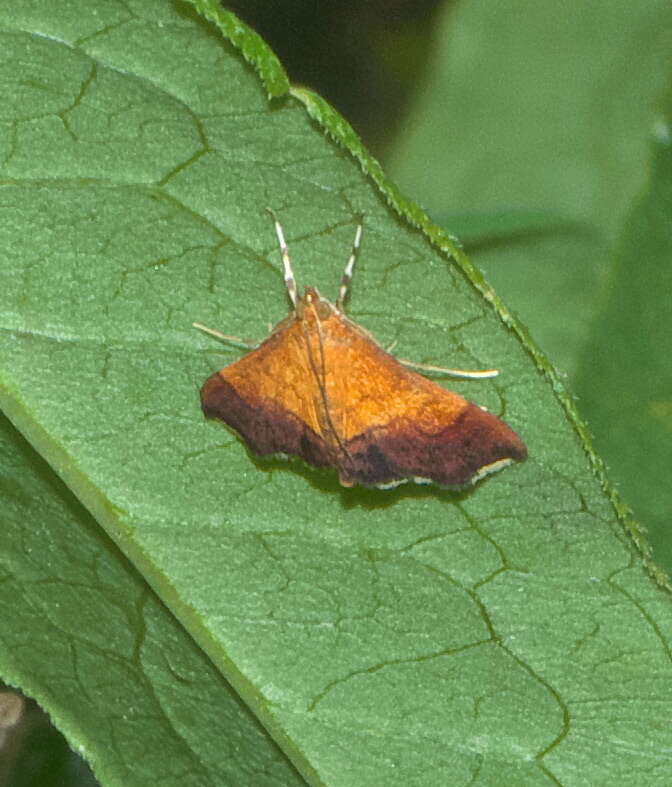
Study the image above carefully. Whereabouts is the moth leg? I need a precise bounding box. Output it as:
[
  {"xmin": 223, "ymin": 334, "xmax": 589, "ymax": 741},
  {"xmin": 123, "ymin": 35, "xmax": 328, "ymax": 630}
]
[
  {"xmin": 396, "ymin": 358, "xmax": 499, "ymax": 379},
  {"xmin": 192, "ymin": 322, "xmax": 256, "ymax": 349}
]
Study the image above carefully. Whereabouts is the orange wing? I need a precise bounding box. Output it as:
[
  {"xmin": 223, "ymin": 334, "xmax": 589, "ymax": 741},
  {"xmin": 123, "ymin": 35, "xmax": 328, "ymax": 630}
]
[
  {"xmin": 200, "ymin": 302, "xmax": 526, "ymax": 487},
  {"xmin": 311, "ymin": 310, "xmax": 526, "ymax": 486},
  {"xmin": 200, "ymin": 314, "xmax": 338, "ymax": 470}
]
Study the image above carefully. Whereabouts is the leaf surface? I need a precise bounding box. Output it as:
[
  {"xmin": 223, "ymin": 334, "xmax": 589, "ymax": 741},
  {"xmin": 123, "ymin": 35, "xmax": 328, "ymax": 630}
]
[{"xmin": 0, "ymin": 414, "xmax": 302, "ymax": 786}]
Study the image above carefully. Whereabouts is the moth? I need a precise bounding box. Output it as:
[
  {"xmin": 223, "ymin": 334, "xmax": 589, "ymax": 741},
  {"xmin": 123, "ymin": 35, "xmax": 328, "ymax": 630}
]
[{"xmin": 195, "ymin": 214, "xmax": 526, "ymax": 488}]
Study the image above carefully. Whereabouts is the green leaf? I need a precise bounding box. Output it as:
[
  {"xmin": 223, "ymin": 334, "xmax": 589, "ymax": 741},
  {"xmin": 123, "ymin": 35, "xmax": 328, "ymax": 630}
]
[
  {"xmin": 435, "ymin": 210, "xmax": 585, "ymax": 250},
  {"xmin": 389, "ymin": 0, "xmax": 670, "ymax": 234},
  {"xmin": 574, "ymin": 105, "xmax": 672, "ymax": 567},
  {"xmin": 189, "ymin": 0, "xmax": 289, "ymax": 98},
  {"xmin": 388, "ymin": 0, "xmax": 670, "ymax": 375},
  {"xmin": 1, "ymin": 2, "xmax": 671, "ymax": 786},
  {"xmin": 0, "ymin": 414, "xmax": 302, "ymax": 786}
]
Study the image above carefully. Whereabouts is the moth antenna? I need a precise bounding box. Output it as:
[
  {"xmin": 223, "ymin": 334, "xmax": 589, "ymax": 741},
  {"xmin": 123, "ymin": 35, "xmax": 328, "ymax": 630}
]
[
  {"xmin": 336, "ymin": 221, "xmax": 363, "ymax": 311},
  {"xmin": 266, "ymin": 208, "xmax": 298, "ymax": 309},
  {"xmin": 397, "ymin": 358, "xmax": 499, "ymax": 379},
  {"xmin": 192, "ymin": 322, "xmax": 255, "ymax": 349}
]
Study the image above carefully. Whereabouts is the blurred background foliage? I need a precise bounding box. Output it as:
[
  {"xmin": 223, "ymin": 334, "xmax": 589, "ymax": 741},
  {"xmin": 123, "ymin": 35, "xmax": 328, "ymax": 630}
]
[
  {"xmin": 229, "ymin": 0, "xmax": 672, "ymax": 571},
  {"xmin": 5, "ymin": 1, "xmax": 671, "ymax": 785},
  {"xmin": 224, "ymin": 0, "xmax": 449, "ymax": 159},
  {"xmin": 0, "ymin": 680, "xmax": 98, "ymax": 787}
]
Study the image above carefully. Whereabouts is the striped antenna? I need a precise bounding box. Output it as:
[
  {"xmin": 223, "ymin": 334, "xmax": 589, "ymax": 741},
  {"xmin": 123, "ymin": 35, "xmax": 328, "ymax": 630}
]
[
  {"xmin": 267, "ymin": 209, "xmax": 297, "ymax": 309},
  {"xmin": 336, "ymin": 222, "xmax": 363, "ymax": 311}
]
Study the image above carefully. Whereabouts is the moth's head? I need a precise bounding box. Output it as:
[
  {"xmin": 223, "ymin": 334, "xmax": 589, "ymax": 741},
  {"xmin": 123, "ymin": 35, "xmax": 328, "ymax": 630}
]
[{"xmin": 296, "ymin": 286, "xmax": 335, "ymax": 321}]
